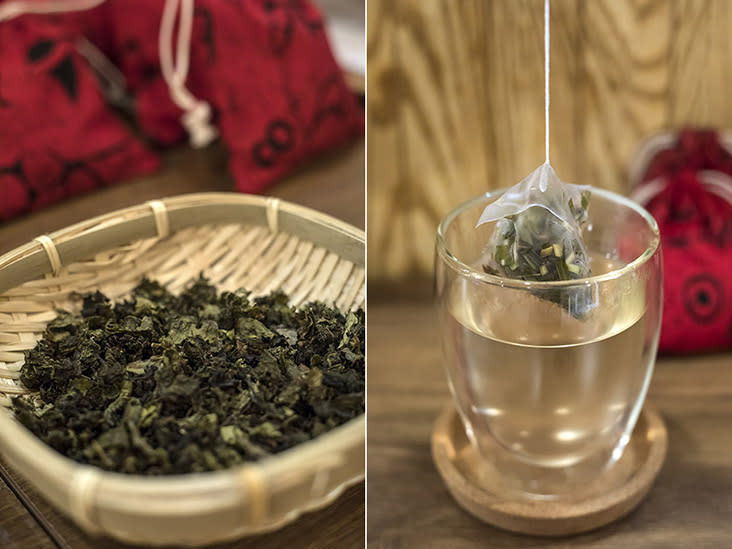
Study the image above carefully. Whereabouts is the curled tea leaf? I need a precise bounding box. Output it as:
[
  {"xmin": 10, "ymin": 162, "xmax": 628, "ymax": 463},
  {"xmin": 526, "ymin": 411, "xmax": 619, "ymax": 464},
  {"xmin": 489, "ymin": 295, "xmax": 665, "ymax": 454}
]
[{"xmin": 13, "ymin": 276, "xmax": 364, "ymax": 475}]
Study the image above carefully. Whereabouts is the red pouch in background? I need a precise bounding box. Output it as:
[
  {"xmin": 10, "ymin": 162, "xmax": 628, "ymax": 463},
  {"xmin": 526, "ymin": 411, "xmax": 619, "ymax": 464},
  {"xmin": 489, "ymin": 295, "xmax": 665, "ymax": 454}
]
[
  {"xmin": 68, "ymin": 0, "xmax": 364, "ymax": 193},
  {"xmin": 1, "ymin": 0, "xmax": 362, "ymax": 221},
  {"xmin": 631, "ymin": 130, "xmax": 732, "ymax": 353},
  {"xmin": 64, "ymin": 0, "xmax": 212, "ymax": 146},
  {"xmin": 0, "ymin": 15, "xmax": 159, "ymax": 222},
  {"xmin": 206, "ymin": 0, "xmax": 364, "ymax": 193}
]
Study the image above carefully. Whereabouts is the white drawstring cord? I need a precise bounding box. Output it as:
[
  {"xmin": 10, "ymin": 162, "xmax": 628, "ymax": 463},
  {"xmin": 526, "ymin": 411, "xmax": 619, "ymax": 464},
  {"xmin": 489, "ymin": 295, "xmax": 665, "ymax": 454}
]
[
  {"xmin": 159, "ymin": 0, "xmax": 217, "ymax": 148},
  {"xmin": 0, "ymin": 0, "xmax": 216, "ymax": 148},
  {"xmin": 632, "ymin": 171, "xmax": 732, "ymax": 208},
  {"xmin": 0, "ymin": 0, "xmax": 106, "ymax": 22}
]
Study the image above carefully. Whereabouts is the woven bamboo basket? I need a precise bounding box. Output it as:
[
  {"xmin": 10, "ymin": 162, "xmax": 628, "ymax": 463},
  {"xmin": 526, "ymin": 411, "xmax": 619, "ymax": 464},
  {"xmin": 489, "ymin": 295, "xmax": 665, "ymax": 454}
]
[{"xmin": 0, "ymin": 193, "xmax": 365, "ymax": 546}]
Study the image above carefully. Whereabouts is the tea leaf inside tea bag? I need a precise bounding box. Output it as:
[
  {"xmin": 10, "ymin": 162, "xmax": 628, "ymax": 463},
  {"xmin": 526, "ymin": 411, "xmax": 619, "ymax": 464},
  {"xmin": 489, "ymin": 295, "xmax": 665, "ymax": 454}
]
[{"xmin": 477, "ymin": 163, "xmax": 595, "ymax": 317}]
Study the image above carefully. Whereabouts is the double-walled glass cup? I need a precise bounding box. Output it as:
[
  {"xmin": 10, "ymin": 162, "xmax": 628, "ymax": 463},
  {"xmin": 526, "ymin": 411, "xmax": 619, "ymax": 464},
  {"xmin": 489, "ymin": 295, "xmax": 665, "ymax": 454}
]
[{"xmin": 435, "ymin": 188, "xmax": 662, "ymax": 499}]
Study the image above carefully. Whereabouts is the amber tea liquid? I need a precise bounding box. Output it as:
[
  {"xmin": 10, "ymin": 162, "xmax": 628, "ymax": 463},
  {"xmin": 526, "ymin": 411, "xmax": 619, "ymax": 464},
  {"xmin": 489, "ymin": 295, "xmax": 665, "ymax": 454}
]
[{"xmin": 442, "ymin": 257, "xmax": 654, "ymax": 473}]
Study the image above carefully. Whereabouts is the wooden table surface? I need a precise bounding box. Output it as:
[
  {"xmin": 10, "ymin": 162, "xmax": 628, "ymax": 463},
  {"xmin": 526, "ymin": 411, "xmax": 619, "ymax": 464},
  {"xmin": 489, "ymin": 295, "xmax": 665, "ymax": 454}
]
[
  {"xmin": 368, "ymin": 283, "xmax": 732, "ymax": 549},
  {"xmin": 0, "ymin": 141, "xmax": 365, "ymax": 549}
]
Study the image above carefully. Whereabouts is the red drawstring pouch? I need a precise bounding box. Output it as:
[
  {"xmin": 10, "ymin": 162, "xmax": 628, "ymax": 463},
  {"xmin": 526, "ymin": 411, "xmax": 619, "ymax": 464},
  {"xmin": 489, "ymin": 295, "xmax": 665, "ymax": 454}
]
[
  {"xmin": 630, "ymin": 130, "xmax": 732, "ymax": 353},
  {"xmin": 205, "ymin": 0, "xmax": 364, "ymax": 193},
  {"xmin": 63, "ymin": 0, "xmax": 213, "ymax": 146},
  {"xmin": 0, "ymin": 14, "xmax": 159, "ymax": 222},
  {"xmin": 1, "ymin": 0, "xmax": 361, "ymax": 220},
  {"xmin": 66, "ymin": 0, "xmax": 364, "ymax": 193}
]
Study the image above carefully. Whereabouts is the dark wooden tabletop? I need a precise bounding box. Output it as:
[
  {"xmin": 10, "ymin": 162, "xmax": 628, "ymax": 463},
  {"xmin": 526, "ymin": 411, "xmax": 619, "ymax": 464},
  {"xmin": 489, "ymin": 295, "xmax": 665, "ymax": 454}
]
[
  {"xmin": 0, "ymin": 141, "xmax": 365, "ymax": 549},
  {"xmin": 367, "ymin": 283, "xmax": 732, "ymax": 549}
]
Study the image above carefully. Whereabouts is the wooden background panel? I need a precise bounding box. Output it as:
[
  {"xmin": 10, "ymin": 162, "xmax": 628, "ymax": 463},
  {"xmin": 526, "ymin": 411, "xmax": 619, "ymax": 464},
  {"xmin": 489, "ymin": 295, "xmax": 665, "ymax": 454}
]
[
  {"xmin": 578, "ymin": 0, "xmax": 671, "ymax": 191},
  {"xmin": 368, "ymin": 0, "xmax": 732, "ymax": 281},
  {"xmin": 367, "ymin": 0, "xmax": 578, "ymax": 279},
  {"xmin": 484, "ymin": 0, "xmax": 579, "ymax": 186},
  {"xmin": 368, "ymin": 0, "xmax": 492, "ymax": 278},
  {"xmin": 667, "ymin": 0, "xmax": 732, "ymax": 127}
]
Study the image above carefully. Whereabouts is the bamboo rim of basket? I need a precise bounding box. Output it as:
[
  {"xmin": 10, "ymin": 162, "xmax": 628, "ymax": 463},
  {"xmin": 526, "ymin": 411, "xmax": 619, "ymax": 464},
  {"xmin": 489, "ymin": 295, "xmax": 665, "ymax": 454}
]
[
  {"xmin": 0, "ymin": 408, "xmax": 364, "ymax": 513},
  {"xmin": 0, "ymin": 193, "xmax": 363, "ymax": 295},
  {"xmin": 0, "ymin": 192, "xmax": 365, "ymax": 538}
]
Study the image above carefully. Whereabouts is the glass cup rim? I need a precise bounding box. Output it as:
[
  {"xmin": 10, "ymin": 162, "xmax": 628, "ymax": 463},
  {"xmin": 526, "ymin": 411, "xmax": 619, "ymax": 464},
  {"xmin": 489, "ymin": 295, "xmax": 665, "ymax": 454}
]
[{"xmin": 436, "ymin": 187, "xmax": 661, "ymax": 289}]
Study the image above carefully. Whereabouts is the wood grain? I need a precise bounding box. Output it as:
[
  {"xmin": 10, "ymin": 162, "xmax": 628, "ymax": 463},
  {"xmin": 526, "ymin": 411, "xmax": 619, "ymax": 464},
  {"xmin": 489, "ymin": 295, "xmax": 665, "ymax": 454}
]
[
  {"xmin": 367, "ymin": 0, "xmax": 494, "ymax": 278},
  {"xmin": 368, "ymin": 0, "xmax": 732, "ymax": 279},
  {"xmin": 667, "ymin": 0, "xmax": 732, "ymax": 127},
  {"xmin": 578, "ymin": 0, "xmax": 671, "ymax": 192},
  {"xmin": 484, "ymin": 0, "xmax": 579, "ymax": 186},
  {"xmin": 367, "ymin": 293, "xmax": 732, "ymax": 548},
  {"xmin": 0, "ymin": 474, "xmax": 55, "ymax": 549}
]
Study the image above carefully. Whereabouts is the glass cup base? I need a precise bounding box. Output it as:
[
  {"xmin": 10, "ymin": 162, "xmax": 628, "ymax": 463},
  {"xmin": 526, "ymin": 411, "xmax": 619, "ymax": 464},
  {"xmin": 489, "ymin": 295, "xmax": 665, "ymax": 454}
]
[
  {"xmin": 432, "ymin": 402, "xmax": 668, "ymax": 535},
  {"xmin": 459, "ymin": 412, "xmax": 638, "ymax": 502}
]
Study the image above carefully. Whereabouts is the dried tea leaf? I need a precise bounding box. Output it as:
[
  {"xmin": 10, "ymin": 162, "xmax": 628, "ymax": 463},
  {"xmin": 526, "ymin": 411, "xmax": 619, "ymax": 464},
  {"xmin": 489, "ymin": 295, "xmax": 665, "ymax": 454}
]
[{"xmin": 13, "ymin": 276, "xmax": 364, "ymax": 475}]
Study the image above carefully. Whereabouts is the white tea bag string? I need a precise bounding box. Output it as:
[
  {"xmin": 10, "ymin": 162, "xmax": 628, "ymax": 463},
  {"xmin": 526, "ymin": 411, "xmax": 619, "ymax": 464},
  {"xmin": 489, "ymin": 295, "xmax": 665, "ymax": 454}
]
[
  {"xmin": 476, "ymin": 0, "xmax": 593, "ymax": 315},
  {"xmin": 539, "ymin": 0, "xmax": 550, "ymax": 192},
  {"xmin": 544, "ymin": 0, "xmax": 550, "ymax": 166}
]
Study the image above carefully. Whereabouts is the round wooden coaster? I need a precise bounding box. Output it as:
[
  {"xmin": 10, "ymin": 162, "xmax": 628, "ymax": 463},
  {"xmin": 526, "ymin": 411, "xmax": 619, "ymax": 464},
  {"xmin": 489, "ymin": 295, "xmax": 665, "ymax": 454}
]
[{"xmin": 431, "ymin": 403, "xmax": 667, "ymax": 536}]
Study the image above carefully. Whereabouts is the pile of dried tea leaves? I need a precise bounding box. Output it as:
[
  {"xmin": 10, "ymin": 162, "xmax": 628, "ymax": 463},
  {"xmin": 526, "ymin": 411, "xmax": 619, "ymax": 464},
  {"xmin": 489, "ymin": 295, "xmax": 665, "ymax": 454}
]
[{"xmin": 13, "ymin": 276, "xmax": 364, "ymax": 475}]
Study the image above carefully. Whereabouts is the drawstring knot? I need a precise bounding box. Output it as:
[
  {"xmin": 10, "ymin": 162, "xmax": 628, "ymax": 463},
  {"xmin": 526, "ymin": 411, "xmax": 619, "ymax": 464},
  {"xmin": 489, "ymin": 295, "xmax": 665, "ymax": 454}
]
[
  {"xmin": 159, "ymin": 0, "xmax": 217, "ymax": 148},
  {"xmin": 0, "ymin": 0, "xmax": 217, "ymax": 149},
  {"xmin": 182, "ymin": 100, "xmax": 216, "ymax": 148}
]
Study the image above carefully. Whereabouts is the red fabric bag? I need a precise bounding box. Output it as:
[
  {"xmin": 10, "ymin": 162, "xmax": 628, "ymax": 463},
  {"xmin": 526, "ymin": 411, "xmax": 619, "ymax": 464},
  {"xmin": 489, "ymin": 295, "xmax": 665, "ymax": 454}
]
[
  {"xmin": 68, "ymin": 0, "xmax": 364, "ymax": 193},
  {"xmin": 63, "ymin": 0, "xmax": 213, "ymax": 146},
  {"xmin": 0, "ymin": 14, "xmax": 159, "ymax": 221},
  {"xmin": 1, "ymin": 0, "xmax": 362, "ymax": 222},
  {"xmin": 631, "ymin": 130, "xmax": 732, "ymax": 353},
  {"xmin": 205, "ymin": 0, "xmax": 364, "ymax": 193}
]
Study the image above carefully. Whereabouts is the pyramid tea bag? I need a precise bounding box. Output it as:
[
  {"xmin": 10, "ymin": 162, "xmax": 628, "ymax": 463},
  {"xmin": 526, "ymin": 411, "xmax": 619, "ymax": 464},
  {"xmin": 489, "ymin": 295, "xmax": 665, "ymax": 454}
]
[
  {"xmin": 476, "ymin": 163, "xmax": 595, "ymax": 317},
  {"xmin": 473, "ymin": 0, "xmax": 596, "ymax": 317},
  {"xmin": 477, "ymin": 163, "xmax": 591, "ymax": 281}
]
